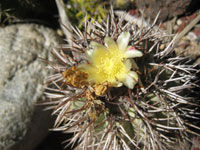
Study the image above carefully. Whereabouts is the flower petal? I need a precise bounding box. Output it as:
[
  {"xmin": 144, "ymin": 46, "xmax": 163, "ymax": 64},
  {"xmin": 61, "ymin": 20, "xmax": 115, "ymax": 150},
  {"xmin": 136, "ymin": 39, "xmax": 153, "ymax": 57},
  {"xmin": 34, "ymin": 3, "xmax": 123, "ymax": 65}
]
[
  {"xmin": 115, "ymin": 81, "xmax": 123, "ymax": 87},
  {"xmin": 104, "ymin": 37, "xmax": 118, "ymax": 50},
  {"xmin": 88, "ymin": 41, "xmax": 108, "ymax": 63},
  {"xmin": 128, "ymin": 71, "xmax": 138, "ymax": 82},
  {"xmin": 123, "ymin": 71, "xmax": 138, "ymax": 89},
  {"xmin": 78, "ymin": 63, "xmax": 90, "ymax": 71},
  {"xmin": 86, "ymin": 49, "xmax": 95, "ymax": 57},
  {"xmin": 123, "ymin": 74, "xmax": 136, "ymax": 89},
  {"xmin": 124, "ymin": 59, "xmax": 132, "ymax": 71},
  {"xmin": 124, "ymin": 49, "xmax": 143, "ymax": 58},
  {"xmin": 117, "ymin": 32, "xmax": 130, "ymax": 51},
  {"xmin": 79, "ymin": 64, "xmax": 98, "ymax": 82},
  {"xmin": 90, "ymin": 41, "xmax": 107, "ymax": 51}
]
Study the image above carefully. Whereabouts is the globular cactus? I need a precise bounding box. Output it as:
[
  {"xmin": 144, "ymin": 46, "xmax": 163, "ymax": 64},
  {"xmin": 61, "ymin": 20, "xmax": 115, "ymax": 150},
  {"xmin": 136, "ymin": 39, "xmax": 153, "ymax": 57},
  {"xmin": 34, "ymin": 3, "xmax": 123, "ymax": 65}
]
[{"xmin": 44, "ymin": 10, "xmax": 200, "ymax": 150}]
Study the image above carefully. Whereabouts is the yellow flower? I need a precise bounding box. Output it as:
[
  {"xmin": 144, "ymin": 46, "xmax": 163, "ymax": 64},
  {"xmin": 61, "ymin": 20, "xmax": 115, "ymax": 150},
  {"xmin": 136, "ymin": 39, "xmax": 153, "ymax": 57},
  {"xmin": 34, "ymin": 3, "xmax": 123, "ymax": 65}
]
[{"xmin": 80, "ymin": 32, "xmax": 143, "ymax": 89}]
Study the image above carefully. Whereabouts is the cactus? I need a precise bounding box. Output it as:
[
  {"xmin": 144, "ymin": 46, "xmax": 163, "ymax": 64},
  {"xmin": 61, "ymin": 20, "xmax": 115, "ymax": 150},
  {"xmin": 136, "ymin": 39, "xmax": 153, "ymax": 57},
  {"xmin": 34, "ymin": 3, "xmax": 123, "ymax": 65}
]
[{"xmin": 44, "ymin": 10, "xmax": 200, "ymax": 150}]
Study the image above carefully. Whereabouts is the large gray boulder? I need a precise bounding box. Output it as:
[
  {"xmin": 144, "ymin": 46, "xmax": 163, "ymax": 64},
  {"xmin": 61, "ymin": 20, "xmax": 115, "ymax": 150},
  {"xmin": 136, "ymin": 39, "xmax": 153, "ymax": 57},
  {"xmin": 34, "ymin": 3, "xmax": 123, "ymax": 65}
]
[{"xmin": 0, "ymin": 24, "xmax": 62, "ymax": 150}]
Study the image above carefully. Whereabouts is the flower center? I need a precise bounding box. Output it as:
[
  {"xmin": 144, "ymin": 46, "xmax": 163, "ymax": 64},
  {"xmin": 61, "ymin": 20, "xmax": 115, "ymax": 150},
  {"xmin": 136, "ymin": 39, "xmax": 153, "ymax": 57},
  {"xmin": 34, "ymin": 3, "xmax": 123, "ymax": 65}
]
[{"xmin": 91, "ymin": 48, "xmax": 126, "ymax": 84}]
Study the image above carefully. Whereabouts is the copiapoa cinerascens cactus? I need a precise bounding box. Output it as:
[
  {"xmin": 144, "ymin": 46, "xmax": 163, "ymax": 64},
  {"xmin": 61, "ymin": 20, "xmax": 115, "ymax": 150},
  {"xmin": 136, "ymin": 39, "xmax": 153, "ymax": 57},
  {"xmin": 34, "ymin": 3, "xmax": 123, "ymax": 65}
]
[{"xmin": 44, "ymin": 10, "xmax": 200, "ymax": 150}]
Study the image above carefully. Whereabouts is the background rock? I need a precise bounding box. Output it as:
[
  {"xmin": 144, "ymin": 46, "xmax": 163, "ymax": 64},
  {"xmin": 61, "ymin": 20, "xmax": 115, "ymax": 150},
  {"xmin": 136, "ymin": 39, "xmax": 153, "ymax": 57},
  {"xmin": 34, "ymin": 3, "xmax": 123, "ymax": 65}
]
[
  {"xmin": 135, "ymin": 0, "xmax": 199, "ymax": 22},
  {"xmin": 0, "ymin": 24, "xmax": 62, "ymax": 150}
]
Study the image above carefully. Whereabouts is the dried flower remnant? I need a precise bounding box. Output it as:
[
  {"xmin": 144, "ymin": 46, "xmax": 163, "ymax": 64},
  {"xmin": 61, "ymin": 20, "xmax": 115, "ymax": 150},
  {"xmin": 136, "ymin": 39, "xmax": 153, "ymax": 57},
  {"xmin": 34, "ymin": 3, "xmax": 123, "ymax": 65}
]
[
  {"xmin": 63, "ymin": 66, "xmax": 88, "ymax": 88},
  {"xmin": 45, "ymin": 10, "xmax": 200, "ymax": 150}
]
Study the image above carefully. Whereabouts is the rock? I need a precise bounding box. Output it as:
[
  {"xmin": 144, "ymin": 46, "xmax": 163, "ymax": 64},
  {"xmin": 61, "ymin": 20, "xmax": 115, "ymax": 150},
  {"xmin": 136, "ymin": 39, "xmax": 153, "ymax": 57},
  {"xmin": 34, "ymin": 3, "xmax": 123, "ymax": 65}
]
[
  {"xmin": 135, "ymin": 0, "xmax": 191, "ymax": 22},
  {"xmin": 175, "ymin": 35, "xmax": 200, "ymax": 65},
  {"xmin": 0, "ymin": 24, "xmax": 62, "ymax": 150}
]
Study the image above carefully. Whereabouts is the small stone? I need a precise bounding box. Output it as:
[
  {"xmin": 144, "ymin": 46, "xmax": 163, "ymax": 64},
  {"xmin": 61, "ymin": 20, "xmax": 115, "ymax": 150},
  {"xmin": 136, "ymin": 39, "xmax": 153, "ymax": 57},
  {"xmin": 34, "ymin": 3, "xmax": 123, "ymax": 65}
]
[
  {"xmin": 177, "ymin": 19, "xmax": 182, "ymax": 25},
  {"xmin": 186, "ymin": 32, "xmax": 198, "ymax": 41}
]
